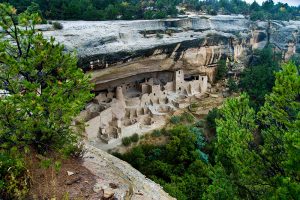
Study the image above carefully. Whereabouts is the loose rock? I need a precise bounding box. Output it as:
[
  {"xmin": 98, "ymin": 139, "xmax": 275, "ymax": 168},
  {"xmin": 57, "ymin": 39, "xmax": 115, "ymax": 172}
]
[
  {"xmin": 67, "ymin": 171, "xmax": 74, "ymax": 176},
  {"xmin": 65, "ymin": 177, "xmax": 81, "ymax": 185},
  {"xmin": 210, "ymin": 94, "xmax": 219, "ymax": 98},
  {"xmin": 103, "ymin": 188, "xmax": 115, "ymax": 199}
]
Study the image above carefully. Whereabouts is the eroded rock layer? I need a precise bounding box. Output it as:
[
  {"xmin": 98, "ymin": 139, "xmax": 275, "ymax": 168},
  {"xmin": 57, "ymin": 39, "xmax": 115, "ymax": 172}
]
[{"xmin": 44, "ymin": 15, "xmax": 300, "ymax": 90}]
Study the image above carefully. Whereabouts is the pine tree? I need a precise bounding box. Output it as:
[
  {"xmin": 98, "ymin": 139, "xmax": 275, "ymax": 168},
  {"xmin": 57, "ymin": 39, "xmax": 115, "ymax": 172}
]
[
  {"xmin": 213, "ymin": 94, "xmax": 269, "ymax": 199},
  {"xmin": 209, "ymin": 63, "xmax": 300, "ymax": 199},
  {"xmin": 0, "ymin": 3, "xmax": 93, "ymax": 153},
  {"xmin": 203, "ymin": 163, "xmax": 239, "ymax": 200},
  {"xmin": 258, "ymin": 62, "xmax": 300, "ymax": 198}
]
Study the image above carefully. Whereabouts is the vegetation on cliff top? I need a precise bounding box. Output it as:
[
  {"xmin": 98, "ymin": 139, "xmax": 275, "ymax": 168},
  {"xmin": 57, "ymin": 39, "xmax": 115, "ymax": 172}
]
[
  {"xmin": 0, "ymin": 0, "xmax": 299, "ymax": 21},
  {"xmin": 0, "ymin": 4, "xmax": 93, "ymax": 198}
]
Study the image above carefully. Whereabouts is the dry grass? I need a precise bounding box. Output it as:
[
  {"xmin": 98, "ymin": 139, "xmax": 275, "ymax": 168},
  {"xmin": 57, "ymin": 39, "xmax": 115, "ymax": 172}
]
[{"xmin": 25, "ymin": 151, "xmax": 99, "ymax": 200}]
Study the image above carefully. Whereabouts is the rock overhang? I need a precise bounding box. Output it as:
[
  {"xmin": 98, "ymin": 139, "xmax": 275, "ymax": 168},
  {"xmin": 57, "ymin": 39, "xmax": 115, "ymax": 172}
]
[
  {"xmin": 40, "ymin": 15, "xmax": 300, "ymax": 88},
  {"xmin": 42, "ymin": 15, "xmax": 250, "ymax": 66}
]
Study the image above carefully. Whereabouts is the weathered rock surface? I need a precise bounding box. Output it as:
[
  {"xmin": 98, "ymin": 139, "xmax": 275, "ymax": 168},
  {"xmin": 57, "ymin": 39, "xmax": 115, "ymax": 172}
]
[
  {"xmin": 83, "ymin": 144, "xmax": 175, "ymax": 200},
  {"xmin": 43, "ymin": 15, "xmax": 300, "ymax": 91}
]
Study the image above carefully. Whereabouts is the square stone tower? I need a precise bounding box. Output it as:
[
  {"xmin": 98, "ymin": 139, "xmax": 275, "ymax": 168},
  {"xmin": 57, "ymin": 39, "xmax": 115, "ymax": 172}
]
[{"xmin": 174, "ymin": 70, "xmax": 184, "ymax": 92}]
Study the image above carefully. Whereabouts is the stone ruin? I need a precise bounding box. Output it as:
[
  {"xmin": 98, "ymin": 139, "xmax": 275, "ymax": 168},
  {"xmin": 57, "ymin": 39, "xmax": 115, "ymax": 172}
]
[{"xmin": 79, "ymin": 70, "xmax": 208, "ymax": 145}]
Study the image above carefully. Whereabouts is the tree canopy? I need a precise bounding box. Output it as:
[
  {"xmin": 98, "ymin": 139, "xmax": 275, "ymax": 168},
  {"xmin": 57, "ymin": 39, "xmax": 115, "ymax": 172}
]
[
  {"xmin": 0, "ymin": 0, "xmax": 180, "ymax": 20},
  {"xmin": 239, "ymin": 47, "xmax": 281, "ymax": 109},
  {"xmin": 0, "ymin": 0, "xmax": 299, "ymax": 21},
  {"xmin": 0, "ymin": 3, "xmax": 93, "ymax": 198},
  {"xmin": 210, "ymin": 63, "xmax": 300, "ymax": 199}
]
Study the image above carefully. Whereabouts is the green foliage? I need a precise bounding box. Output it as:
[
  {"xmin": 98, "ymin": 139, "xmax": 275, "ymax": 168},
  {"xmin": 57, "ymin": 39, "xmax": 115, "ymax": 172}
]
[
  {"xmin": 40, "ymin": 157, "xmax": 61, "ymax": 173},
  {"xmin": 40, "ymin": 158, "xmax": 52, "ymax": 169},
  {"xmin": 227, "ymin": 77, "xmax": 238, "ymax": 93},
  {"xmin": 258, "ymin": 62, "xmax": 300, "ymax": 187},
  {"xmin": 203, "ymin": 163, "xmax": 239, "ymax": 200},
  {"xmin": 61, "ymin": 142, "xmax": 85, "ymax": 158},
  {"xmin": 189, "ymin": 126, "xmax": 205, "ymax": 149},
  {"xmin": 151, "ymin": 130, "xmax": 162, "ymax": 137},
  {"xmin": 170, "ymin": 112, "xmax": 195, "ymax": 124},
  {"xmin": 122, "ymin": 137, "xmax": 132, "ymax": 146},
  {"xmin": 0, "ymin": 152, "xmax": 29, "ymax": 199},
  {"xmin": 206, "ymin": 108, "xmax": 220, "ymax": 130},
  {"xmin": 213, "ymin": 94, "xmax": 265, "ymax": 199},
  {"xmin": 215, "ymin": 59, "xmax": 228, "ymax": 81},
  {"xmin": 62, "ymin": 192, "xmax": 70, "ymax": 200},
  {"xmin": 170, "ymin": 115, "xmax": 182, "ymax": 124},
  {"xmin": 192, "ymin": 0, "xmax": 300, "ymax": 21},
  {"xmin": 0, "ymin": 3, "xmax": 93, "ymax": 197},
  {"xmin": 250, "ymin": 10, "xmax": 267, "ymax": 21},
  {"xmin": 188, "ymin": 102, "xmax": 198, "ymax": 112},
  {"xmin": 0, "ymin": 3, "xmax": 93, "ymax": 153},
  {"xmin": 290, "ymin": 54, "xmax": 300, "ymax": 67},
  {"xmin": 26, "ymin": 2, "xmax": 46, "ymax": 24},
  {"xmin": 209, "ymin": 63, "xmax": 300, "ymax": 199},
  {"xmin": 189, "ymin": 126, "xmax": 208, "ymax": 162},
  {"xmin": 0, "ymin": 0, "xmax": 178, "ymax": 20},
  {"xmin": 181, "ymin": 112, "xmax": 195, "ymax": 123},
  {"xmin": 130, "ymin": 133, "xmax": 139, "ymax": 143},
  {"xmin": 2, "ymin": 0, "xmax": 300, "ymax": 21},
  {"xmin": 122, "ymin": 133, "xmax": 140, "ymax": 146},
  {"xmin": 194, "ymin": 120, "xmax": 204, "ymax": 128},
  {"xmin": 117, "ymin": 125, "xmax": 209, "ymax": 199},
  {"xmin": 54, "ymin": 161, "xmax": 62, "ymax": 173},
  {"xmin": 160, "ymin": 128, "xmax": 169, "ymax": 136},
  {"xmin": 239, "ymin": 47, "xmax": 280, "ymax": 109},
  {"xmin": 52, "ymin": 21, "xmax": 63, "ymax": 30}
]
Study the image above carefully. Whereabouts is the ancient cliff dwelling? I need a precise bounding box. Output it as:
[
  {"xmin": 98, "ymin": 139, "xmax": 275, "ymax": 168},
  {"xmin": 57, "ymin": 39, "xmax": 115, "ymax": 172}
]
[{"xmin": 81, "ymin": 70, "xmax": 208, "ymax": 144}]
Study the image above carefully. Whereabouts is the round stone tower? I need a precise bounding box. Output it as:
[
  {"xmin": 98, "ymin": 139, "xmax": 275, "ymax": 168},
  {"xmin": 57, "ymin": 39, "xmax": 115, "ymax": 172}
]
[{"xmin": 116, "ymin": 86, "xmax": 125, "ymax": 101}]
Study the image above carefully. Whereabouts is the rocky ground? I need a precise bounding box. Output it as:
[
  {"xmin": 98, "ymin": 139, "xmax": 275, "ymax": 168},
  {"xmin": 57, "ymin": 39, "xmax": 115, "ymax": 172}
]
[
  {"xmin": 27, "ymin": 144, "xmax": 175, "ymax": 200},
  {"xmin": 27, "ymin": 153, "xmax": 100, "ymax": 200},
  {"xmin": 83, "ymin": 145, "xmax": 175, "ymax": 200}
]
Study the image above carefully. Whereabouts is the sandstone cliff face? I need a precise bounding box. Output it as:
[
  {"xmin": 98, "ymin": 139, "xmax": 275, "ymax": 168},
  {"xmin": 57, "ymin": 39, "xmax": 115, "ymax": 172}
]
[{"xmin": 44, "ymin": 15, "xmax": 300, "ymax": 90}]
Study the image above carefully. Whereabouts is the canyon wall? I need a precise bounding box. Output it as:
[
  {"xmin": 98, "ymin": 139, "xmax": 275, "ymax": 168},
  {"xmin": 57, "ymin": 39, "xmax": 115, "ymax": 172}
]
[{"xmin": 44, "ymin": 15, "xmax": 300, "ymax": 91}]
